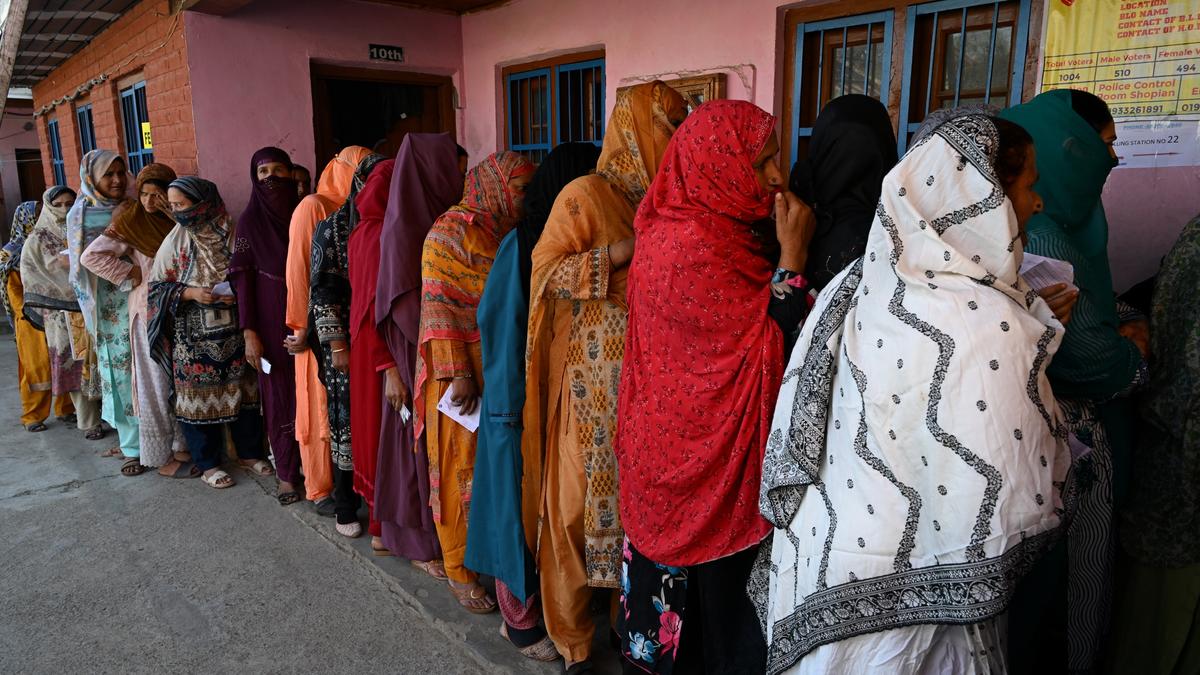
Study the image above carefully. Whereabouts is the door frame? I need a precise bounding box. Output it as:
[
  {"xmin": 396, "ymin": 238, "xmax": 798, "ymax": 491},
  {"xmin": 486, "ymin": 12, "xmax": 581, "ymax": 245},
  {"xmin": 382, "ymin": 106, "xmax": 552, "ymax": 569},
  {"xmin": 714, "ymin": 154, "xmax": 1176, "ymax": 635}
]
[{"xmin": 310, "ymin": 63, "xmax": 457, "ymax": 167}]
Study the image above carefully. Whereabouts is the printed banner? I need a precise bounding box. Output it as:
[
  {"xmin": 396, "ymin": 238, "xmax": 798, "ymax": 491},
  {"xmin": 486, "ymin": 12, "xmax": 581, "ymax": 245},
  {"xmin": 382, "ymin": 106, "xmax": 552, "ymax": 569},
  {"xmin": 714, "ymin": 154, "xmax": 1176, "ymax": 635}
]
[{"xmin": 1040, "ymin": 0, "xmax": 1200, "ymax": 168}]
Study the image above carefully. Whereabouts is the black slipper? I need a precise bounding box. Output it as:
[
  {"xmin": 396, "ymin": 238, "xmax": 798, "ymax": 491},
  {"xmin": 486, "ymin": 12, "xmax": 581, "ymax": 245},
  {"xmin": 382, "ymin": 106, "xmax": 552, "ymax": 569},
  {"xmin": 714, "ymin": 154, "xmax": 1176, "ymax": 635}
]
[
  {"xmin": 565, "ymin": 662, "xmax": 594, "ymax": 675},
  {"xmin": 25, "ymin": 422, "xmax": 47, "ymax": 432},
  {"xmin": 165, "ymin": 461, "xmax": 200, "ymax": 479},
  {"xmin": 277, "ymin": 491, "xmax": 301, "ymax": 506},
  {"xmin": 311, "ymin": 496, "xmax": 336, "ymax": 517}
]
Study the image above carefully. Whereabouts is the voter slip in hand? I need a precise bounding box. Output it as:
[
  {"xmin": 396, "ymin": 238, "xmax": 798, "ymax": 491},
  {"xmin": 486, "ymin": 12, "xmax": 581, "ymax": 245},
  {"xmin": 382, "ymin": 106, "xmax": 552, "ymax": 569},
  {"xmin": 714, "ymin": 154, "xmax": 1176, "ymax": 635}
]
[
  {"xmin": 211, "ymin": 280, "xmax": 234, "ymax": 298},
  {"xmin": 436, "ymin": 387, "xmax": 479, "ymax": 433},
  {"xmin": 1019, "ymin": 253, "xmax": 1077, "ymax": 294}
]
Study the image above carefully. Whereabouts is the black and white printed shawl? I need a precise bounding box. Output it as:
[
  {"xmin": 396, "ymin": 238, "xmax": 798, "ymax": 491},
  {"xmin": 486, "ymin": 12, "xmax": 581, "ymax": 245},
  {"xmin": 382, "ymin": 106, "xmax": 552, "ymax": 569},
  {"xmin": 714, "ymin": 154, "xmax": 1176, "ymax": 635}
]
[{"xmin": 751, "ymin": 114, "xmax": 1074, "ymax": 674}]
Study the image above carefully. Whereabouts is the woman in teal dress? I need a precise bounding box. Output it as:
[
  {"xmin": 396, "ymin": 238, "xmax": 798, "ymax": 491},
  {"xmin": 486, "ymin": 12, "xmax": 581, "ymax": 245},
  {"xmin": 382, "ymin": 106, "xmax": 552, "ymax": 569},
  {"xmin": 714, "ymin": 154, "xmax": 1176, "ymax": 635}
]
[
  {"xmin": 1001, "ymin": 89, "xmax": 1146, "ymax": 672},
  {"xmin": 67, "ymin": 149, "xmax": 142, "ymax": 474}
]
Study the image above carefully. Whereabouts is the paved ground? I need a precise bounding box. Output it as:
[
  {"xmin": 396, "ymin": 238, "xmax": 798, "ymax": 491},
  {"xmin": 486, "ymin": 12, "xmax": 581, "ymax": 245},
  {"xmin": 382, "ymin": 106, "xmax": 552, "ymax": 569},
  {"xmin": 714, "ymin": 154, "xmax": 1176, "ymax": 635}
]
[{"xmin": 0, "ymin": 339, "xmax": 620, "ymax": 674}]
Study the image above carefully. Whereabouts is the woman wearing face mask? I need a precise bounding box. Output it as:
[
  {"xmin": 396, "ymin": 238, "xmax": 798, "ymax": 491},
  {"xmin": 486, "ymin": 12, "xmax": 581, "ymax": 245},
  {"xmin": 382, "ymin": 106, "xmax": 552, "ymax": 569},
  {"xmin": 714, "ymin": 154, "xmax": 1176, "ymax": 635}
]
[
  {"xmin": 147, "ymin": 177, "xmax": 271, "ymax": 489},
  {"xmin": 229, "ymin": 148, "xmax": 304, "ymax": 503},
  {"xmin": 22, "ymin": 186, "xmax": 100, "ymax": 437},
  {"xmin": 414, "ymin": 151, "xmax": 534, "ymax": 614},
  {"xmin": 754, "ymin": 114, "xmax": 1068, "ymax": 675},
  {"xmin": 82, "ymin": 163, "xmax": 186, "ymax": 476},
  {"xmin": 68, "ymin": 150, "xmax": 141, "ymax": 469},
  {"xmin": 1001, "ymin": 89, "xmax": 1140, "ymax": 673},
  {"xmin": 614, "ymin": 100, "xmax": 816, "ymax": 674}
]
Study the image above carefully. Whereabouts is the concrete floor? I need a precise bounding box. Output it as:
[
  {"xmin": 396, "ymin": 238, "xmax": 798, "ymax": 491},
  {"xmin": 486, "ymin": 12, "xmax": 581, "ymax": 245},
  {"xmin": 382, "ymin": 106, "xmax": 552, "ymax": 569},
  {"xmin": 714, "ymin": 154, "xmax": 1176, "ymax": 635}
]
[{"xmin": 0, "ymin": 339, "xmax": 619, "ymax": 674}]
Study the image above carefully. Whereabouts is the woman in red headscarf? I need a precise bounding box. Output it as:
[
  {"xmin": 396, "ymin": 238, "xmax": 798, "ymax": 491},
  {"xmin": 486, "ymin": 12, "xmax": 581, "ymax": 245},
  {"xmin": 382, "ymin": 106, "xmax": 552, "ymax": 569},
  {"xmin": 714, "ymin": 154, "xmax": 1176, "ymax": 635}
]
[
  {"xmin": 614, "ymin": 100, "xmax": 815, "ymax": 674},
  {"xmin": 414, "ymin": 151, "xmax": 534, "ymax": 614}
]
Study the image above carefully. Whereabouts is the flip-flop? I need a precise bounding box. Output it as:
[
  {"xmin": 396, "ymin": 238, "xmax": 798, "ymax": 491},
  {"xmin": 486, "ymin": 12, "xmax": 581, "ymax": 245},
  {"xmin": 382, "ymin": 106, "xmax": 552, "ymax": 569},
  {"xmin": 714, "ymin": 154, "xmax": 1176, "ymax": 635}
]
[
  {"xmin": 277, "ymin": 491, "xmax": 301, "ymax": 506},
  {"xmin": 239, "ymin": 459, "xmax": 274, "ymax": 476},
  {"xmin": 201, "ymin": 469, "xmax": 234, "ymax": 489},
  {"xmin": 447, "ymin": 580, "xmax": 497, "ymax": 614},
  {"xmin": 120, "ymin": 458, "xmax": 147, "ymax": 477},
  {"xmin": 24, "ymin": 422, "xmax": 47, "ymax": 432},
  {"xmin": 161, "ymin": 461, "xmax": 200, "ymax": 479}
]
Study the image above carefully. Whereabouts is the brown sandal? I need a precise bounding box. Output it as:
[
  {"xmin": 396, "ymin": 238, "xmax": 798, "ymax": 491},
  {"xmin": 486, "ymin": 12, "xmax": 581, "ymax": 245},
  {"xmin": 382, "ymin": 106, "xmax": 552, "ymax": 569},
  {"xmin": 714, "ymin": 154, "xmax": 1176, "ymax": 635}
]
[
  {"xmin": 448, "ymin": 580, "xmax": 497, "ymax": 614},
  {"xmin": 120, "ymin": 457, "xmax": 147, "ymax": 476},
  {"xmin": 411, "ymin": 559, "xmax": 448, "ymax": 580}
]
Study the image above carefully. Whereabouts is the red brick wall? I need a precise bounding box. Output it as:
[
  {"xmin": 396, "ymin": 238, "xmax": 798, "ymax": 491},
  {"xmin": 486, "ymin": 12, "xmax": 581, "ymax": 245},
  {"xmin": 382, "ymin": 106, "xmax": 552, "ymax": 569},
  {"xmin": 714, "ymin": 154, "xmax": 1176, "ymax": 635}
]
[{"xmin": 31, "ymin": 0, "xmax": 197, "ymax": 189}]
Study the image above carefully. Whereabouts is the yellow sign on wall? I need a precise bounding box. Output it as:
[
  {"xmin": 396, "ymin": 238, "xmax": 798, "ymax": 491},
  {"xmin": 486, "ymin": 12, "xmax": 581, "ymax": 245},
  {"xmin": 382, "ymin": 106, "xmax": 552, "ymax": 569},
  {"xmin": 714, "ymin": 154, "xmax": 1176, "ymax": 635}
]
[
  {"xmin": 1040, "ymin": 0, "xmax": 1200, "ymax": 167},
  {"xmin": 140, "ymin": 122, "xmax": 153, "ymax": 150}
]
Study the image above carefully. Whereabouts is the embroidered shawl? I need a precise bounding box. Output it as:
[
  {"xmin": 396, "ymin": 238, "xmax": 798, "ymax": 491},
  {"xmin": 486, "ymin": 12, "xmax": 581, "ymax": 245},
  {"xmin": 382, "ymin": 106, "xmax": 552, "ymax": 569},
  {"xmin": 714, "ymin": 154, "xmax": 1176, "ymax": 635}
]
[
  {"xmin": 1, "ymin": 201, "xmax": 39, "ymax": 325},
  {"xmin": 20, "ymin": 188, "xmax": 78, "ymax": 320},
  {"xmin": 67, "ymin": 149, "xmax": 125, "ymax": 335},
  {"xmin": 752, "ymin": 115, "xmax": 1072, "ymax": 672}
]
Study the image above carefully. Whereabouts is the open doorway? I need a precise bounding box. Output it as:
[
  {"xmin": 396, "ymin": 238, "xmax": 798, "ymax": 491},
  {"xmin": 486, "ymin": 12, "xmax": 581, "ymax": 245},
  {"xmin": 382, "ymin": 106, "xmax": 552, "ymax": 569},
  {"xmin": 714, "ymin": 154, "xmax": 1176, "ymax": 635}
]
[
  {"xmin": 15, "ymin": 148, "xmax": 46, "ymax": 201},
  {"xmin": 310, "ymin": 64, "xmax": 456, "ymax": 168}
]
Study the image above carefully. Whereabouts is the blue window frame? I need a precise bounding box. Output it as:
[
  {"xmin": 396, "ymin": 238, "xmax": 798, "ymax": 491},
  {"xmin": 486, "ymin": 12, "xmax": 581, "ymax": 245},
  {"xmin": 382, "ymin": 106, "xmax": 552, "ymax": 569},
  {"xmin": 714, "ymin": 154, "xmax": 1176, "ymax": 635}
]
[
  {"xmin": 898, "ymin": 0, "xmax": 1031, "ymax": 151},
  {"xmin": 76, "ymin": 104, "xmax": 96, "ymax": 155},
  {"xmin": 506, "ymin": 57, "xmax": 605, "ymax": 164},
  {"xmin": 47, "ymin": 118, "xmax": 66, "ymax": 186},
  {"xmin": 791, "ymin": 11, "xmax": 895, "ymax": 162},
  {"xmin": 120, "ymin": 81, "xmax": 154, "ymax": 174}
]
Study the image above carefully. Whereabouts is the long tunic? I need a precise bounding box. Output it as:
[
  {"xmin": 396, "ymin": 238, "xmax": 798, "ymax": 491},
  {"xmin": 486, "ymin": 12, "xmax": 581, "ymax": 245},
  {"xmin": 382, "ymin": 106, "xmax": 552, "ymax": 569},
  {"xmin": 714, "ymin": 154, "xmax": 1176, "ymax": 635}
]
[{"xmin": 6, "ymin": 272, "xmax": 53, "ymax": 425}]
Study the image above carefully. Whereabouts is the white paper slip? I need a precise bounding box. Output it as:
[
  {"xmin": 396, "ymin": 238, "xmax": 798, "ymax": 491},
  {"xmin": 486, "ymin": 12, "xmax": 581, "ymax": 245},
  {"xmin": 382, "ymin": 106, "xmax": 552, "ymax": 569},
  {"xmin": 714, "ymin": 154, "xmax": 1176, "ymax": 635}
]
[
  {"xmin": 1019, "ymin": 253, "xmax": 1077, "ymax": 293},
  {"xmin": 399, "ymin": 405, "xmax": 412, "ymax": 425},
  {"xmin": 211, "ymin": 280, "xmax": 233, "ymax": 297},
  {"xmin": 437, "ymin": 387, "xmax": 479, "ymax": 432},
  {"xmin": 259, "ymin": 358, "xmax": 272, "ymax": 374}
]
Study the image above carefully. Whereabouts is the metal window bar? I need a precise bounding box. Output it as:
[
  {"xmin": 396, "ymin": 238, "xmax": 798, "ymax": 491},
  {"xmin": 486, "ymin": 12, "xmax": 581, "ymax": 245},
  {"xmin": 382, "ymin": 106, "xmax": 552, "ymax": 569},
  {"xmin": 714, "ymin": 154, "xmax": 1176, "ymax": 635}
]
[
  {"xmin": 120, "ymin": 81, "xmax": 154, "ymax": 174},
  {"xmin": 952, "ymin": 7, "xmax": 969, "ymax": 107},
  {"xmin": 556, "ymin": 58, "xmax": 605, "ymax": 147},
  {"xmin": 506, "ymin": 67, "xmax": 552, "ymax": 164},
  {"xmin": 47, "ymin": 119, "xmax": 66, "ymax": 186},
  {"xmin": 76, "ymin": 104, "xmax": 95, "ymax": 155},
  {"xmin": 791, "ymin": 11, "xmax": 895, "ymax": 162},
  {"xmin": 898, "ymin": 0, "xmax": 1031, "ymax": 152}
]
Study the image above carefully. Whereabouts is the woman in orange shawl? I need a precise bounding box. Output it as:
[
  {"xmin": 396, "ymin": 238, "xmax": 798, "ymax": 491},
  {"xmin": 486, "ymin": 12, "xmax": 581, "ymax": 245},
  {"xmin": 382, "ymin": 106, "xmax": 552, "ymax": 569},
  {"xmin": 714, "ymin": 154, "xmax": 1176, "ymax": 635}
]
[
  {"xmin": 415, "ymin": 151, "xmax": 534, "ymax": 613},
  {"xmin": 523, "ymin": 81, "xmax": 687, "ymax": 668},
  {"xmin": 285, "ymin": 146, "xmax": 371, "ymax": 526}
]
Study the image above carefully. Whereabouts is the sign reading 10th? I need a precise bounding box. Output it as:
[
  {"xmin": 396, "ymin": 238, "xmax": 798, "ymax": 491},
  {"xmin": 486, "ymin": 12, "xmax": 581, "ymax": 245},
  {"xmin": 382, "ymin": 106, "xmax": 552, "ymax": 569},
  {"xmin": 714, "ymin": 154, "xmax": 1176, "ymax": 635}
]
[{"xmin": 369, "ymin": 44, "xmax": 405, "ymax": 63}]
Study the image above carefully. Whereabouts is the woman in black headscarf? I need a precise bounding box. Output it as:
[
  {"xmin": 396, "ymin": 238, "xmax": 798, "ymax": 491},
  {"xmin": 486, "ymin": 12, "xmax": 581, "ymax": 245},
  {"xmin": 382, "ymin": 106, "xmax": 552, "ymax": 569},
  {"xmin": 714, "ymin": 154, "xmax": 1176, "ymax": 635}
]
[{"xmin": 789, "ymin": 94, "xmax": 898, "ymax": 292}]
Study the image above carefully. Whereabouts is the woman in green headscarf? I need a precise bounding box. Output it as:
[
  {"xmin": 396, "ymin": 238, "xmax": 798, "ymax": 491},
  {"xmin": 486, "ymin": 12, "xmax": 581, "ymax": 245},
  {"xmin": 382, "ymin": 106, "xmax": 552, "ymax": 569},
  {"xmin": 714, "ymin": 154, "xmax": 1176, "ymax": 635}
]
[{"xmin": 1001, "ymin": 89, "xmax": 1144, "ymax": 673}]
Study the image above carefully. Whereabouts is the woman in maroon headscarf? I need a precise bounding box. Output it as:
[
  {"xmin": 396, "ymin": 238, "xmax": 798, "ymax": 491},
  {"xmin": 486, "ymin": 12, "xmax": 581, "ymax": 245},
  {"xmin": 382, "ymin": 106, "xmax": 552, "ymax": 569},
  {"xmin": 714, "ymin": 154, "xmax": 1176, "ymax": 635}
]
[
  {"xmin": 229, "ymin": 147, "xmax": 303, "ymax": 504},
  {"xmin": 358, "ymin": 133, "xmax": 462, "ymax": 571},
  {"xmin": 614, "ymin": 100, "xmax": 815, "ymax": 673}
]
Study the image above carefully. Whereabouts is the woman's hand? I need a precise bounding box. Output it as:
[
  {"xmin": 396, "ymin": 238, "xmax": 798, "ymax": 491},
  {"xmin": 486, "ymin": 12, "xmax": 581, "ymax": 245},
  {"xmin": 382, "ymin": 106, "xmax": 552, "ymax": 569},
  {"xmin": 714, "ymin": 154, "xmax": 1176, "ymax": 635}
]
[
  {"xmin": 182, "ymin": 287, "xmax": 215, "ymax": 304},
  {"xmin": 775, "ymin": 191, "xmax": 816, "ymax": 273},
  {"xmin": 127, "ymin": 265, "xmax": 142, "ymax": 288},
  {"xmin": 609, "ymin": 237, "xmax": 636, "ymax": 269},
  {"xmin": 1037, "ymin": 283, "xmax": 1080, "ymax": 326},
  {"xmin": 448, "ymin": 376, "xmax": 480, "ymax": 416},
  {"xmin": 243, "ymin": 329, "xmax": 263, "ymax": 369},
  {"xmin": 283, "ymin": 334, "xmax": 308, "ymax": 355},
  {"xmin": 383, "ymin": 367, "xmax": 410, "ymax": 412},
  {"xmin": 329, "ymin": 340, "xmax": 349, "ymax": 373},
  {"xmin": 1119, "ymin": 319, "xmax": 1151, "ymax": 358}
]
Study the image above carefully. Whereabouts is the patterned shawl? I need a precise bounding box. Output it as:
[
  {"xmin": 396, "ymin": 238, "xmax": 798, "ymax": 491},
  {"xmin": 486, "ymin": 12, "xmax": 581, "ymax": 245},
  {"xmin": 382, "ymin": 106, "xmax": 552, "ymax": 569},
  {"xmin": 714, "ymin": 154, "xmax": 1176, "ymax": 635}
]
[
  {"xmin": 615, "ymin": 101, "xmax": 781, "ymax": 567},
  {"xmin": 104, "ymin": 163, "xmax": 177, "ymax": 258},
  {"xmin": 413, "ymin": 151, "xmax": 534, "ymax": 439},
  {"xmin": 230, "ymin": 147, "xmax": 298, "ymax": 281},
  {"xmin": 752, "ymin": 115, "xmax": 1072, "ymax": 672},
  {"xmin": 20, "ymin": 188, "xmax": 78, "ymax": 317},
  {"xmin": 1, "ymin": 201, "xmax": 40, "ymax": 326},
  {"xmin": 597, "ymin": 81, "xmax": 687, "ymax": 205},
  {"xmin": 147, "ymin": 178, "xmax": 234, "ymax": 374},
  {"xmin": 309, "ymin": 151, "xmax": 386, "ymax": 344},
  {"xmin": 67, "ymin": 149, "xmax": 125, "ymax": 335}
]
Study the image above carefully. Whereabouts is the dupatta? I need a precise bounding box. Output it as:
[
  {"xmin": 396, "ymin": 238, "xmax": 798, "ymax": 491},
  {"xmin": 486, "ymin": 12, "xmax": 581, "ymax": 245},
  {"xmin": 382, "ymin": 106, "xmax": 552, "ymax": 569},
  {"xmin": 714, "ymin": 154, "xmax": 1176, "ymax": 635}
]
[
  {"xmin": 20, "ymin": 188, "xmax": 77, "ymax": 327},
  {"xmin": 1, "ymin": 201, "xmax": 39, "ymax": 326},
  {"xmin": 104, "ymin": 163, "xmax": 177, "ymax": 258},
  {"xmin": 67, "ymin": 149, "xmax": 125, "ymax": 335}
]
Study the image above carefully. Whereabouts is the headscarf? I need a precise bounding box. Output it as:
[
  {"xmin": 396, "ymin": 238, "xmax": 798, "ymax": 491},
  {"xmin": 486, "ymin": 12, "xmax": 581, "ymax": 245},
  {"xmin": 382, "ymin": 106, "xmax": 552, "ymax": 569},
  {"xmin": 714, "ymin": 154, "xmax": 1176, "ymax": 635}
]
[
  {"xmin": 615, "ymin": 100, "xmax": 782, "ymax": 566},
  {"xmin": 790, "ymin": 95, "xmax": 898, "ymax": 290},
  {"xmin": 147, "ymin": 177, "xmax": 234, "ymax": 373},
  {"xmin": 309, "ymin": 150, "xmax": 386, "ymax": 343},
  {"xmin": 514, "ymin": 142, "xmax": 601, "ymax": 284},
  {"xmin": 375, "ymin": 132, "xmax": 465, "ymax": 338},
  {"xmin": 104, "ymin": 163, "xmax": 178, "ymax": 258},
  {"xmin": 0, "ymin": 201, "xmax": 41, "ymax": 325},
  {"xmin": 752, "ymin": 115, "xmax": 1070, "ymax": 668},
  {"xmin": 67, "ymin": 149, "xmax": 125, "ymax": 335},
  {"xmin": 596, "ymin": 81, "xmax": 688, "ymax": 205},
  {"xmin": 230, "ymin": 147, "xmax": 299, "ymax": 279},
  {"xmin": 413, "ymin": 151, "xmax": 534, "ymax": 439},
  {"xmin": 20, "ymin": 187, "xmax": 78, "ymax": 313},
  {"xmin": 1000, "ymin": 90, "xmax": 1136, "ymax": 398}
]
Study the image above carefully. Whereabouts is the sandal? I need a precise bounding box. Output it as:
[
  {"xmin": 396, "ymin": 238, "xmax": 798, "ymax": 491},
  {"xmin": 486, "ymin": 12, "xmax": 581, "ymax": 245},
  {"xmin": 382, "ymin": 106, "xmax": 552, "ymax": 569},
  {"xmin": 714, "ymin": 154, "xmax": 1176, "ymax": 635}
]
[
  {"xmin": 500, "ymin": 623, "xmax": 559, "ymax": 662},
  {"xmin": 100, "ymin": 446, "xmax": 123, "ymax": 458},
  {"xmin": 160, "ymin": 460, "xmax": 200, "ymax": 479},
  {"xmin": 411, "ymin": 559, "xmax": 448, "ymax": 580},
  {"xmin": 201, "ymin": 469, "xmax": 234, "ymax": 489},
  {"xmin": 57, "ymin": 413, "xmax": 77, "ymax": 425},
  {"xmin": 25, "ymin": 422, "xmax": 47, "ymax": 432},
  {"xmin": 371, "ymin": 536, "xmax": 393, "ymax": 557},
  {"xmin": 239, "ymin": 459, "xmax": 274, "ymax": 476},
  {"xmin": 277, "ymin": 491, "xmax": 301, "ymax": 506},
  {"xmin": 448, "ymin": 580, "xmax": 497, "ymax": 614},
  {"xmin": 311, "ymin": 497, "xmax": 336, "ymax": 518},
  {"xmin": 335, "ymin": 521, "xmax": 363, "ymax": 538},
  {"xmin": 120, "ymin": 458, "xmax": 147, "ymax": 477}
]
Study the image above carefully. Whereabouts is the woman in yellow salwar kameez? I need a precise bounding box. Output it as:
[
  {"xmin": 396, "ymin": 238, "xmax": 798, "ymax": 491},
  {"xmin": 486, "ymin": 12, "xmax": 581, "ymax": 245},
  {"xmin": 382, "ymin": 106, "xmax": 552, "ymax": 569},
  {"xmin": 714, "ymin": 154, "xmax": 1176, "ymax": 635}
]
[{"xmin": 415, "ymin": 151, "xmax": 534, "ymax": 614}]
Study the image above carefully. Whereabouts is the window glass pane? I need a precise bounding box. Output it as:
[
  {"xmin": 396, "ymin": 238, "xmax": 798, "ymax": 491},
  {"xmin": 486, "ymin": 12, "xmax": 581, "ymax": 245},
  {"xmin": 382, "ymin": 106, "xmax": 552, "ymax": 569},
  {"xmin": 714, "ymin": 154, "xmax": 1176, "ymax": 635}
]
[{"xmin": 943, "ymin": 25, "xmax": 1013, "ymax": 99}]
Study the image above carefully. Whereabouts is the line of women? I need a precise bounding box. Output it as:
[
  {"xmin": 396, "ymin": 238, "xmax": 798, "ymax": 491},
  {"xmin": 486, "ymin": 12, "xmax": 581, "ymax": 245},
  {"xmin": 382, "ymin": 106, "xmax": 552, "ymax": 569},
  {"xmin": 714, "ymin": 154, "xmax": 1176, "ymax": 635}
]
[{"xmin": 5, "ymin": 81, "xmax": 1192, "ymax": 674}]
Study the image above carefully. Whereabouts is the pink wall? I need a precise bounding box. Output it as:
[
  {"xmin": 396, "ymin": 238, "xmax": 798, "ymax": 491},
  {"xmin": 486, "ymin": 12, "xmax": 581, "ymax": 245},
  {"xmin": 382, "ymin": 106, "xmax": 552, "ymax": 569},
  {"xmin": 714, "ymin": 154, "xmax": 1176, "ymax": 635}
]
[
  {"xmin": 0, "ymin": 103, "xmax": 42, "ymax": 230},
  {"xmin": 458, "ymin": 0, "xmax": 789, "ymax": 161},
  {"xmin": 183, "ymin": 0, "xmax": 463, "ymax": 215}
]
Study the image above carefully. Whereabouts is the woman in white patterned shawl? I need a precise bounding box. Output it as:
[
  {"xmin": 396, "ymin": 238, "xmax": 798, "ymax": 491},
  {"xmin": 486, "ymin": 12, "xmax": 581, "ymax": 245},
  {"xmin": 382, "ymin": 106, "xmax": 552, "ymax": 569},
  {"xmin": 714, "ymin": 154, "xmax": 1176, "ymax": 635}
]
[{"xmin": 753, "ymin": 113, "xmax": 1073, "ymax": 674}]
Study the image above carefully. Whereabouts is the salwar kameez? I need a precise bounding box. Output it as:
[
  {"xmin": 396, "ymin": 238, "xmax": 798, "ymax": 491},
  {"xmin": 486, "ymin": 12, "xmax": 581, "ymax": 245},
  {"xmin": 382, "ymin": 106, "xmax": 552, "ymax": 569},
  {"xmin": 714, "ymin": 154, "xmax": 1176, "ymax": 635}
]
[{"xmin": 7, "ymin": 272, "xmax": 54, "ymax": 425}]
